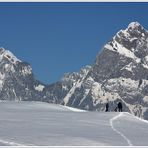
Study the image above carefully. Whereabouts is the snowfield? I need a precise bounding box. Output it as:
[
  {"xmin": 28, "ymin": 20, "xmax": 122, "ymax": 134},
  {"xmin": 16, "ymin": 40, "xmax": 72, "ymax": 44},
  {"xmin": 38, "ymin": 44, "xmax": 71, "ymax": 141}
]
[{"xmin": 0, "ymin": 101, "xmax": 148, "ymax": 147}]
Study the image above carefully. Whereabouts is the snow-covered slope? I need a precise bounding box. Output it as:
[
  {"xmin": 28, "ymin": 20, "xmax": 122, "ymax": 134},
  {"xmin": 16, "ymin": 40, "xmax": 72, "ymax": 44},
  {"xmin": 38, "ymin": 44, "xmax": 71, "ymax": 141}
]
[{"xmin": 0, "ymin": 101, "xmax": 147, "ymax": 146}]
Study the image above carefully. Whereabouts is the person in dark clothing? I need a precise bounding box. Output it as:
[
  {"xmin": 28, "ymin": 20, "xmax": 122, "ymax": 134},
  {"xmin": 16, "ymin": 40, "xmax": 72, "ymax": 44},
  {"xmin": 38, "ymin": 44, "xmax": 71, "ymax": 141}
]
[
  {"xmin": 114, "ymin": 106, "xmax": 118, "ymax": 112},
  {"xmin": 118, "ymin": 102, "xmax": 122, "ymax": 112},
  {"xmin": 105, "ymin": 103, "xmax": 109, "ymax": 112}
]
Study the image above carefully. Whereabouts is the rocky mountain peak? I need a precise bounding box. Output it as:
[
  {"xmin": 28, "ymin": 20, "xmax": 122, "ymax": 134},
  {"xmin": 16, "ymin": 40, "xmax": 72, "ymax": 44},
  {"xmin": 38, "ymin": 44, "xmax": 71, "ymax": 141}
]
[
  {"xmin": 111, "ymin": 22, "xmax": 148, "ymax": 51},
  {"xmin": 127, "ymin": 21, "xmax": 142, "ymax": 30},
  {"xmin": 52, "ymin": 22, "xmax": 148, "ymax": 120},
  {"xmin": 0, "ymin": 47, "xmax": 21, "ymax": 64},
  {"xmin": 0, "ymin": 47, "xmax": 49, "ymax": 102}
]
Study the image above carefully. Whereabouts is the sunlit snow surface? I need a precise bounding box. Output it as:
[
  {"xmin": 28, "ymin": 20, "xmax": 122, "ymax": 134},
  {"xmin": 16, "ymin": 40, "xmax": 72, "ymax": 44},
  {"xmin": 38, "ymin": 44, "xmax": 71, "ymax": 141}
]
[{"xmin": 0, "ymin": 101, "xmax": 148, "ymax": 147}]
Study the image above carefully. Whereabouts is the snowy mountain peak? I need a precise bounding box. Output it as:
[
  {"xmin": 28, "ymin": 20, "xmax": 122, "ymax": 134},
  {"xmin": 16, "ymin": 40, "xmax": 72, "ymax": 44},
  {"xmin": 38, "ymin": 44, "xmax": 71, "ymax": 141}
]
[
  {"xmin": 105, "ymin": 21, "xmax": 148, "ymax": 60},
  {"xmin": 0, "ymin": 46, "xmax": 48, "ymax": 102},
  {"xmin": 53, "ymin": 22, "xmax": 148, "ymax": 120},
  {"xmin": 127, "ymin": 21, "xmax": 142, "ymax": 30},
  {"xmin": 0, "ymin": 47, "xmax": 21, "ymax": 64},
  {"xmin": 126, "ymin": 21, "xmax": 147, "ymax": 37},
  {"xmin": 114, "ymin": 22, "xmax": 147, "ymax": 41}
]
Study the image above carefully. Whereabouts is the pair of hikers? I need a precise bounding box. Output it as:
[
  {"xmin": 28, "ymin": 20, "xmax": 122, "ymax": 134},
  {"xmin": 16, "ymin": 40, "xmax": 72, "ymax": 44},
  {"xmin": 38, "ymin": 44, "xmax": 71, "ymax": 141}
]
[{"xmin": 105, "ymin": 102, "xmax": 122, "ymax": 112}]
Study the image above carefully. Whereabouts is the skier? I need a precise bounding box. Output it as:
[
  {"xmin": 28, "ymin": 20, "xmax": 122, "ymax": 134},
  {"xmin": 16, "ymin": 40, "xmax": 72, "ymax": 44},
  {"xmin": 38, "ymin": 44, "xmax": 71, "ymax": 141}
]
[
  {"xmin": 118, "ymin": 102, "xmax": 122, "ymax": 112},
  {"xmin": 105, "ymin": 102, "xmax": 109, "ymax": 112}
]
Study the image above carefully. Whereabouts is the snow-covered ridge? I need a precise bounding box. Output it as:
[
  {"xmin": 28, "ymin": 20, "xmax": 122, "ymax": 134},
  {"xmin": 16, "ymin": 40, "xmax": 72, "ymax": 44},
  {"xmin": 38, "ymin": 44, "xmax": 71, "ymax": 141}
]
[
  {"xmin": 63, "ymin": 66, "xmax": 91, "ymax": 105},
  {"xmin": 0, "ymin": 47, "xmax": 21, "ymax": 64},
  {"xmin": 60, "ymin": 105, "xmax": 87, "ymax": 112},
  {"xmin": 124, "ymin": 112, "xmax": 148, "ymax": 124},
  {"xmin": 104, "ymin": 41, "xmax": 141, "ymax": 62},
  {"xmin": 128, "ymin": 21, "xmax": 141, "ymax": 30}
]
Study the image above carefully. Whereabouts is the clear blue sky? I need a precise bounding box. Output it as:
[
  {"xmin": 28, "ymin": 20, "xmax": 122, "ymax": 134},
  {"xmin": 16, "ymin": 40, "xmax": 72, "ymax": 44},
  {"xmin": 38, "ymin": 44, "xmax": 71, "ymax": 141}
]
[{"xmin": 0, "ymin": 2, "xmax": 148, "ymax": 84}]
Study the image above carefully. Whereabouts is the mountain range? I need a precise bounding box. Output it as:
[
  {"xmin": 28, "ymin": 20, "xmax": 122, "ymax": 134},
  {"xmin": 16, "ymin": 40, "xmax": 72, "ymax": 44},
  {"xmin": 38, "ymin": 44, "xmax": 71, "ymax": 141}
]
[{"xmin": 1, "ymin": 21, "xmax": 148, "ymax": 120}]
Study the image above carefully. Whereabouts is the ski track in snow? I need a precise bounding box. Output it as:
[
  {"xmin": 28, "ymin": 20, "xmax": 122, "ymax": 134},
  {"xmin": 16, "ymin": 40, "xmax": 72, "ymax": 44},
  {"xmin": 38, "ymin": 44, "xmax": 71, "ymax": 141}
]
[
  {"xmin": 0, "ymin": 139, "xmax": 25, "ymax": 146},
  {"xmin": 110, "ymin": 112, "xmax": 133, "ymax": 146}
]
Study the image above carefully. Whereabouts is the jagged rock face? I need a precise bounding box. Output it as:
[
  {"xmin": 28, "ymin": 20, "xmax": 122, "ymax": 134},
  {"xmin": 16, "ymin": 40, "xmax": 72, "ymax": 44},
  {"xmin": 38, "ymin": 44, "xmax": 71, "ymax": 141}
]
[
  {"xmin": 58, "ymin": 22, "xmax": 148, "ymax": 120},
  {"xmin": 0, "ymin": 48, "xmax": 47, "ymax": 101},
  {"xmin": 45, "ymin": 65, "xmax": 92, "ymax": 104}
]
